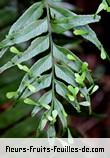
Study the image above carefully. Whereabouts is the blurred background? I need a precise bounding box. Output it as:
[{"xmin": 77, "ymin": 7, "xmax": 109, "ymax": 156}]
[{"xmin": 0, "ymin": 0, "xmax": 110, "ymax": 137}]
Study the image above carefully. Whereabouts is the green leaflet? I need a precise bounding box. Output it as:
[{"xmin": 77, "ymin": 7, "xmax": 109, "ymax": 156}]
[
  {"xmin": 55, "ymin": 80, "xmax": 91, "ymax": 111},
  {"xmin": 96, "ymin": 3, "xmax": 107, "ymax": 14},
  {"xmin": 0, "ymin": 36, "xmax": 49, "ymax": 73},
  {"xmin": 17, "ymin": 36, "xmax": 49, "ymax": 63},
  {"xmin": 74, "ymin": 25, "xmax": 101, "ymax": 50},
  {"xmin": 50, "ymin": 2, "xmax": 105, "ymax": 57},
  {"xmin": 50, "ymin": 1, "xmax": 100, "ymax": 25},
  {"xmin": 53, "ymin": 45, "xmax": 93, "ymax": 84},
  {"xmin": 54, "ymin": 98, "xmax": 67, "ymax": 130},
  {"xmin": 55, "ymin": 80, "xmax": 80, "ymax": 112},
  {"xmin": 80, "ymin": 87, "xmax": 90, "ymax": 103},
  {"xmin": 96, "ymin": 0, "xmax": 108, "ymax": 15},
  {"xmin": 53, "ymin": 44, "xmax": 82, "ymax": 72},
  {"xmin": 39, "ymin": 91, "xmax": 52, "ymax": 105},
  {"xmin": 0, "ymin": 19, "xmax": 48, "ymax": 48},
  {"xmin": 20, "ymin": 74, "xmax": 52, "ymax": 99},
  {"xmin": 32, "ymin": 91, "xmax": 52, "ymax": 117},
  {"xmin": 52, "ymin": 15, "xmax": 100, "ymax": 33},
  {"xmin": 9, "ymin": 2, "xmax": 44, "ymax": 34},
  {"xmin": 55, "ymin": 80, "xmax": 68, "ymax": 99},
  {"xmin": 37, "ymin": 109, "xmax": 53, "ymax": 133},
  {"xmin": 55, "ymin": 64, "xmax": 77, "ymax": 86},
  {"xmin": 50, "ymin": 4, "xmax": 100, "ymax": 33},
  {"xmin": 17, "ymin": 54, "xmax": 52, "ymax": 95},
  {"xmin": 75, "ymin": 25, "xmax": 109, "ymax": 60}
]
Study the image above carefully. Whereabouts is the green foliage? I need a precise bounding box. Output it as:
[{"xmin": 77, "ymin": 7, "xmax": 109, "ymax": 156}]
[
  {"xmin": 96, "ymin": 0, "xmax": 110, "ymax": 14},
  {"xmin": 0, "ymin": 0, "xmax": 108, "ymax": 137}
]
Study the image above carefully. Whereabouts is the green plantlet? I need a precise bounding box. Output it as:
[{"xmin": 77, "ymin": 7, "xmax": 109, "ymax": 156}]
[
  {"xmin": 68, "ymin": 85, "xmax": 75, "ymax": 94},
  {"xmin": 16, "ymin": 64, "xmax": 23, "ymax": 70},
  {"xmin": 68, "ymin": 85, "xmax": 79, "ymax": 97},
  {"xmin": 22, "ymin": 65, "xmax": 30, "ymax": 73},
  {"xmin": 67, "ymin": 54, "xmax": 76, "ymax": 61},
  {"xmin": 96, "ymin": 0, "xmax": 108, "ymax": 15},
  {"xmin": 10, "ymin": 46, "xmax": 21, "ymax": 55},
  {"xmin": 73, "ymin": 29, "xmax": 88, "ymax": 35},
  {"xmin": 81, "ymin": 62, "xmax": 88, "ymax": 72},
  {"xmin": 27, "ymin": 84, "xmax": 36, "ymax": 93},
  {"xmin": 6, "ymin": 91, "xmax": 17, "ymax": 99},
  {"xmin": 17, "ymin": 64, "xmax": 30, "ymax": 73},
  {"xmin": 75, "ymin": 72, "xmax": 86, "ymax": 86},
  {"xmin": 24, "ymin": 98, "xmax": 37, "ymax": 105},
  {"xmin": 41, "ymin": 104, "xmax": 51, "ymax": 110},
  {"xmin": 47, "ymin": 116, "xmax": 53, "ymax": 122},
  {"xmin": 67, "ymin": 94, "xmax": 75, "ymax": 101}
]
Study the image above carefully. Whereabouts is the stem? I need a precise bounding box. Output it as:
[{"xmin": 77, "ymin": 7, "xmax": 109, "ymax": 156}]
[{"xmin": 45, "ymin": 0, "xmax": 55, "ymax": 108}]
